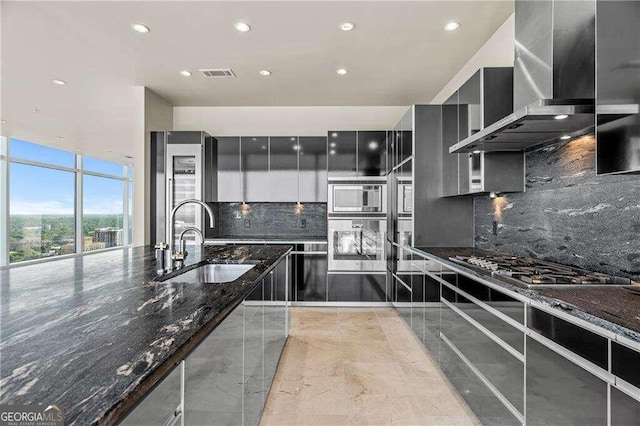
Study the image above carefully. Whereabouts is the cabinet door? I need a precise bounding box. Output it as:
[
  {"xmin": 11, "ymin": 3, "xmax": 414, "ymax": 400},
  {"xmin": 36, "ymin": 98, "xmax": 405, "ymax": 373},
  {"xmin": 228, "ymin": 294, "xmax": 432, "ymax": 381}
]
[
  {"xmin": 121, "ymin": 365, "xmax": 182, "ymax": 425},
  {"xmin": 298, "ymin": 136, "xmax": 328, "ymax": 202},
  {"xmin": 269, "ymin": 137, "xmax": 299, "ymax": 202},
  {"xmin": 244, "ymin": 282, "xmax": 266, "ymax": 426},
  {"xmin": 217, "ymin": 136, "xmax": 242, "ymax": 202},
  {"xmin": 328, "ymin": 131, "xmax": 356, "ymax": 176},
  {"xmin": 611, "ymin": 387, "xmax": 640, "ymax": 425},
  {"xmin": 241, "ymin": 136, "xmax": 269, "ymax": 202},
  {"xmin": 442, "ymin": 93, "xmax": 459, "ymax": 197},
  {"xmin": 328, "ymin": 273, "xmax": 386, "ymax": 302},
  {"xmin": 357, "ymin": 131, "xmax": 387, "ymax": 176},
  {"xmin": 183, "ymin": 303, "xmax": 245, "ymax": 425},
  {"xmin": 296, "ymin": 249, "xmax": 328, "ymax": 302},
  {"xmin": 526, "ymin": 336, "xmax": 607, "ymax": 425},
  {"xmin": 400, "ymin": 108, "xmax": 413, "ymax": 162}
]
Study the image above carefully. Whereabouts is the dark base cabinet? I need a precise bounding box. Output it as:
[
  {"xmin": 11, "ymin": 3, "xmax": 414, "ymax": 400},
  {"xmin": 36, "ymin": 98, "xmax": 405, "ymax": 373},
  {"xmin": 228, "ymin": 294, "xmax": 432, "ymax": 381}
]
[
  {"xmin": 612, "ymin": 387, "xmax": 640, "ymax": 425},
  {"xmin": 327, "ymin": 273, "xmax": 387, "ymax": 302},
  {"xmin": 293, "ymin": 245, "xmax": 328, "ymax": 303},
  {"xmin": 526, "ymin": 336, "xmax": 607, "ymax": 426}
]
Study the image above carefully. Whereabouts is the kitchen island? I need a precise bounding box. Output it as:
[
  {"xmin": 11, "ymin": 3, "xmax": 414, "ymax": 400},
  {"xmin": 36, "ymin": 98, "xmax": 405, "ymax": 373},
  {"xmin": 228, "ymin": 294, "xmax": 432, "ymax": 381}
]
[{"xmin": 0, "ymin": 244, "xmax": 291, "ymax": 425}]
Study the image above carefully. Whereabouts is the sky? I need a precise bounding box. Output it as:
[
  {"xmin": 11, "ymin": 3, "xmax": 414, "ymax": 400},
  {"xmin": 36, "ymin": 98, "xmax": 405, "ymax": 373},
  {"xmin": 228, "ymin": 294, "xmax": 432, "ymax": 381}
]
[{"xmin": 8, "ymin": 139, "xmax": 128, "ymax": 216}]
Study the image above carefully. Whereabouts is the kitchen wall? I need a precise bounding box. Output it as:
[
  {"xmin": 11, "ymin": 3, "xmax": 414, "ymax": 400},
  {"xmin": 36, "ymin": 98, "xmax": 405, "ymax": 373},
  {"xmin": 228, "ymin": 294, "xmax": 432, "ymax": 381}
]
[
  {"xmin": 474, "ymin": 135, "xmax": 640, "ymax": 280},
  {"xmin": 214, "ymin": 202, "xmax": 326, "ymax": 238},
  {"xmin": 173, "ymin": 106, "xmax": 407, "ymax": 136}
]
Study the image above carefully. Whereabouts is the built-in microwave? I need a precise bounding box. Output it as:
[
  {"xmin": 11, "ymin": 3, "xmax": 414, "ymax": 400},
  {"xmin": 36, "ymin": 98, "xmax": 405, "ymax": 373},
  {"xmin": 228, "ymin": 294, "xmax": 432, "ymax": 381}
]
[
  {"xmin": 328, "ymin": 181, "xmax": 387, "ymax": 215},
  {"xmin": 397, "ymin": 182, "xmax": 412, "ymax": 215}
]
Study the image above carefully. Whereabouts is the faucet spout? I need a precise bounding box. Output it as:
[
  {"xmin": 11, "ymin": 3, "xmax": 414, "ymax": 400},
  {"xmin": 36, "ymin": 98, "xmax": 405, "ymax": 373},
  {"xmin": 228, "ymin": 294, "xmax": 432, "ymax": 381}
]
[{"xmin": 167, "ymin": 199, "xmax": 215, "ymax": 251}]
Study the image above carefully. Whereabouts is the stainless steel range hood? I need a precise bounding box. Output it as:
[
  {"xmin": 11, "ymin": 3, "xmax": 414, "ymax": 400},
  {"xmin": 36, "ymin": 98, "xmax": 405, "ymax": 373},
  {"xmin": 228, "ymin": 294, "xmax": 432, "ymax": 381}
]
[
  {"xmin": 450, "ymin": 0, "xmax": 639, "ymax": 154},
  {"xmin": 449, "ymin": 99, "xmax": 639, "ymax": 153}
]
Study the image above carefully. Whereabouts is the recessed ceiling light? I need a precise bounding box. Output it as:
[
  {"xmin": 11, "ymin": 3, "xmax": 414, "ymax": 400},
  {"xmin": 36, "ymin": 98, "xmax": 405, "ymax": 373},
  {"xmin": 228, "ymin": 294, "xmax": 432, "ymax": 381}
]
[
  {"xmin": 329, "ymin": 149, "xmax": 337, "ymax": 155},
  {"xmin": 329, "ymin": 142, "xmax": 337, "ymax": 148},
  {"xmin": 123, "ymin": 155, "xmax": 134, "ymax": 159},
  {"xmin": 56, "ymin": 136, "xmax": 64, "ymax": 141},
  {"xmin": 331, "ymin": 133, "xmax": 338, "ymax": 138},
  {"xmin": 52, "ymin": 79, "xmax": 67, "ymax": 86},
  {"xmin": 368, "ymin": 141, "xmax": 379, "ymax": 150},
  {"xmin": 290, "ymin": 137, "xmax": 296, "ymax": 141},
  {"xmin": 234, "ymin": 22, "xmax": 251, "ymax": 32},
  {"xmin": 0, "ymin": 119, "xmax": 7, "ymax": 124},
  {"xmin": 473, "ymin": 150, "xmax": 481, "ymax": 154},
  {"xmin": 444, "ymin": 22, "xmax": 461, "ymax": 31},
  {"xmin": 336, "ymin": 68, "xmax": 348, "ymax": 75},
  {"xmin": 179, "ymin": 70, "xmax": 192, "ymax": 77},
  {"xmin": 560, "ymin": 135, "xmax": 571, "ymax": 140},
  {"xmin": 554, "ymin": 114, "xmax": 569, "ymax": 120},
  {"xmin": 259, "ymin": 70, "xmax": 272, "ymax": 76},
  {"xmin": 339, "ymin": 22, "xmax": 355, "ymax": 31},
  {"xmin": 132, "ymin": 23, "xmax": 150, "ymax": 33},
  {"xmin": 33, "ymin": 108, "xmax": 40, "ymax": 113}
]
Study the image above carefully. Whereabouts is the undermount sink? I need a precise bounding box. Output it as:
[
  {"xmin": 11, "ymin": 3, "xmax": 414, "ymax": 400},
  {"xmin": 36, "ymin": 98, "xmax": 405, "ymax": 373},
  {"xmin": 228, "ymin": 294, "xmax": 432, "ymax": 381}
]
[{"xmin": 163, "ymin": 263, "xmax": 256, "ymax": 284}]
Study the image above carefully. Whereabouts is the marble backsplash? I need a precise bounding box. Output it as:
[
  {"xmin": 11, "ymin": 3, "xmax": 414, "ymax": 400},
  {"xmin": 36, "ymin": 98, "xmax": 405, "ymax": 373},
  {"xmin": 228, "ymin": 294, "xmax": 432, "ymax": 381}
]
[
  {"xmin": 214, "ymin": 202, "xmax": 327, "ymax": 238},
  {"xmin": 474, "ymin": 135, "xmax": 640, "ymax": 280}
]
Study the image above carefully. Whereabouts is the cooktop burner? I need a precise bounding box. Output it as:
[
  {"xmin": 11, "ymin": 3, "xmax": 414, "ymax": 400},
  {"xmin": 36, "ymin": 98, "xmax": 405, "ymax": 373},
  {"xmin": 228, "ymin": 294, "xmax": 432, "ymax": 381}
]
[{"xmin": 448, "ymin": 254, "xmax": 635, "ymax": 287}]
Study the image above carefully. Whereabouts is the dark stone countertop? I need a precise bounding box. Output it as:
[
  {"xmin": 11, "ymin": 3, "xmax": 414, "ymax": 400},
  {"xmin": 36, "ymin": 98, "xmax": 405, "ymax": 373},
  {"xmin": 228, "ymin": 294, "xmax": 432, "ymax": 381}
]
[
  {"xmin": 411, "ymin": 246, "xmax": 640, "ymax": 344},
  {"xmin": 0, "ymin": 244, "xmax": 291, "ymax": 425}
]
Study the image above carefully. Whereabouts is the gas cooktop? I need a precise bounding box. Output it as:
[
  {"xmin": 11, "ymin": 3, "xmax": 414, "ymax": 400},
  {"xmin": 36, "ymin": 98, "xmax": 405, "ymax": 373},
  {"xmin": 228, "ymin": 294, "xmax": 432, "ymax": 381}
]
[{"xmin": 448, "ymin": 254, "xmax": 637, "ymax": 288}]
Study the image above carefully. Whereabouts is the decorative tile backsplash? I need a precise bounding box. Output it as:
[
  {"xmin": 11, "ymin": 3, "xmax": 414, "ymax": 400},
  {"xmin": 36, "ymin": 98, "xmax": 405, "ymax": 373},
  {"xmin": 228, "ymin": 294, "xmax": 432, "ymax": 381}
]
[
  {"xmin": 215, "ymin": 202, "xmax": 327, "ymax": 238},
  {"xmin": 474, "ymin": 136, "xmax": 640, "ymax": 280}
]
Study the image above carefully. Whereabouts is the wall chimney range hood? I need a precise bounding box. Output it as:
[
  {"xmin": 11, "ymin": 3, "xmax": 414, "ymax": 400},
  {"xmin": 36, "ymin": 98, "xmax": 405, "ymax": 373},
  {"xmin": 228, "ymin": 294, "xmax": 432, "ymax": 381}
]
[{"xmin": 450, "ymin": 0, "xmax": 639, "ymax": 154}]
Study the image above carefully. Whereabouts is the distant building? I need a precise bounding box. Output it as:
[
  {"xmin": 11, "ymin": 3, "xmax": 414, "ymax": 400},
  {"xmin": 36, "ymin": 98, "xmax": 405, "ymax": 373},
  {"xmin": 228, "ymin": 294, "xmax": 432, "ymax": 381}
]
[
  {"xmin": 83, "ymin": 236, "xmax": 106, "ymax": 252},
  {"xmin": 92, "ymin": 228, "xmax": 123, "ymax": 248}
]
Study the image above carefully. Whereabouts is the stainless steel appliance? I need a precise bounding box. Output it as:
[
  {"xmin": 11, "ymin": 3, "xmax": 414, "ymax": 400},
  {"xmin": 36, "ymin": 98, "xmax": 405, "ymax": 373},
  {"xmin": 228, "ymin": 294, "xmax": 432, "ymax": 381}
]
[
  {"xmin": 449, "ymin": 254, "xmax": 637, "ymax": 288},
  {"xmin": 328, "ymin": 180, "xmax": 387, "ymax": 214},
  {"xmin": 397, "ymin": 181, "xmax": 412, "ymax": 215},
  {"xmin": 150, "ymin": 131, "xmax": 217, "ymax": 246},
  {"xmin": 328, "ymin": 218, "xmax": 386, "ymax": 272}
]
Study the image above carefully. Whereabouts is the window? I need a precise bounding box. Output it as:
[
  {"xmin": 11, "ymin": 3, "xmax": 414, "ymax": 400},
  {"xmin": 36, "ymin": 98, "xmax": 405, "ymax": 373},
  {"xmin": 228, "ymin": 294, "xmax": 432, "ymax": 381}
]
[
  {"xmin": 9, "ymin": 163, "xmax": 76, "ymax": 262},
  {"xmin": 0, "ymin": 138, "xmax": 133, "ymax": 265}
]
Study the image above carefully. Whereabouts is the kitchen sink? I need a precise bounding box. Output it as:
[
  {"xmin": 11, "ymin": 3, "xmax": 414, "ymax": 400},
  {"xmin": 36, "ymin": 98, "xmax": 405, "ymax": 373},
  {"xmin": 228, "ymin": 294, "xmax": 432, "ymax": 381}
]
[{"xmin": 162, "ymin": 262, "xmax": 257, "ymax": 284}]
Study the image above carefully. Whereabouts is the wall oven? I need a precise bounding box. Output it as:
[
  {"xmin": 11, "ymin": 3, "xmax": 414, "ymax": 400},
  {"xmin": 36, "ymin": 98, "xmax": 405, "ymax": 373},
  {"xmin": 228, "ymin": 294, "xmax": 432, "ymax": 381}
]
[
  {"xmin": 328, "ymin": 218, "xmax": 387, "ymax": 272},
  {"xmin": 328, "ymin": 180, "xmax": 387, "ymax": 214}
]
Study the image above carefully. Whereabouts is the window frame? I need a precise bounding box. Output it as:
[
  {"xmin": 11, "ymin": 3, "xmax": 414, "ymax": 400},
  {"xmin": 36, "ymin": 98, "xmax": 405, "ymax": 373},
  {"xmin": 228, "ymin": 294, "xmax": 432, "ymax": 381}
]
[{"xmin": 0, "ymin": 138, "xmax": 133, "ymax": 267}]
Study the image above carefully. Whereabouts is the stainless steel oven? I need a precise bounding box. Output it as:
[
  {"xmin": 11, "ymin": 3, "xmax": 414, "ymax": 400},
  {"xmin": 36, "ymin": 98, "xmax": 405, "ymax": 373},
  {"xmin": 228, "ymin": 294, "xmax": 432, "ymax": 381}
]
[
  {"xmin": 328, "ymin": 182, "xmax": 387, "ymax": 214},
  {"xmin": 328, "ymin": 218, "xmax": 387, "ymax": 272},
  {"xmin": 397, "ymin": 183, "xmax": 412, "ymax": 214},
  {"xmin": 397, "ymin": 219, "xmax": 413, "ymax": 271}
]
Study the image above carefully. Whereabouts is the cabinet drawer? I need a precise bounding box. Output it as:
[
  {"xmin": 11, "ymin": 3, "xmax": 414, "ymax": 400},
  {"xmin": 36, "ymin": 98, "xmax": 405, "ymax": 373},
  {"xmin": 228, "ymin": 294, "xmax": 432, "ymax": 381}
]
[
  {"xmin": 442, "ymin": 285, "xmax": 524, "ymax": 355},
  {"xmin": 457, "ymin": 275, "xmax": 524, "ymax": 325},
  {"xmin": 527, "ymin": 306, "xmax": 608, "ymax": 369},
  {"xmin": 611, "ymin": 387, "xmax": 640, "ymax": 425},
  {"xmin": 328, "ymin": 273, "xmax": 387, "ymax": 302},
  {"xmin": 612, "ymin": 341, "xmax": 640, "ymax": 390},
  {"xmin": 441, "ymin": 290, "xmax": 525, "ymax": 414}
]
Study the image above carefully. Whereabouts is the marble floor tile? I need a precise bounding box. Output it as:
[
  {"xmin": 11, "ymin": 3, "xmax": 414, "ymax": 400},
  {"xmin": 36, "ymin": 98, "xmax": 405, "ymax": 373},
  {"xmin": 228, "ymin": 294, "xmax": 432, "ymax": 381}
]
[{"xmin": 259, "ymin": 308, "xmax": 478, "ymax": 426}]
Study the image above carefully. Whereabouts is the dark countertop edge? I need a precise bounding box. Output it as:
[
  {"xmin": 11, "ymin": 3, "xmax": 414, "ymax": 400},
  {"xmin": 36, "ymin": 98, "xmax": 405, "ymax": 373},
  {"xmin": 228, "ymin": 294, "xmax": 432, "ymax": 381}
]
[
  {"xmin": 409, "ymin": 246, "xmax": 640, "ymax": 348},
  {"xmin": 99, "ymin": 246, "xmax": 292, "ymax": 426}
]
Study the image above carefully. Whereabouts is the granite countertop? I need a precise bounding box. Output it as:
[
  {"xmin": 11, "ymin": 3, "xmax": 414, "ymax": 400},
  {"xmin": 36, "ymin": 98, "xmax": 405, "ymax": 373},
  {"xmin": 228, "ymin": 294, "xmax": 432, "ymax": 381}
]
[
  {"xmin": 412, "ymin": 246, "xmax": 640, "ymax": 344},
  {"xmin": 0, "ymin": 244, "xmax": 291, "ymax": 425}
]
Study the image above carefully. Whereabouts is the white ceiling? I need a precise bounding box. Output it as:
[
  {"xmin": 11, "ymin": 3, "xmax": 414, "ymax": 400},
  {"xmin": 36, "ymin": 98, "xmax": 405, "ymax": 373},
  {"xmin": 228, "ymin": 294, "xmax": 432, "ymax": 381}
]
[{"xmin": 1, "ymin": 1, "xmax": 513, "ymax": 158}]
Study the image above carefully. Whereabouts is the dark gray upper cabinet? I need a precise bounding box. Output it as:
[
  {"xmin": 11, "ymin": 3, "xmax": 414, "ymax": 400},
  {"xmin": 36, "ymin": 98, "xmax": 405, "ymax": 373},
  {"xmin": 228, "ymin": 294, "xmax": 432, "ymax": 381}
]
[
  {"xmin": 357, "ymin": 131, "xmax": 387, "ymax": 176},
  {"xmin": 596, "ymin": 0, "xmax": 640, "ymax": 175},
  {"xmin": 442, "ymin": 68, "xmax": 524, "ymax": 196},
  {"xmin": 269, "ymin": 136, "xmax": 299, "ymax": 202},
  {"xmin": 442, "ymin": 93, "xmax": 460, "ymax": 197},
  {"xmin": 298, "ymin": 136, "xmax": 328, "ymax": 202},
  {"xmin": 217, "ymin": 136, "xmax": 242, "ymax": 202},
  {"xmin": 328, "ymin": 131, "xmax": 357, "ymax": 176},
  {"xmin": 241, "ymin": 136, "xmax": 269, "ymax": 202}
]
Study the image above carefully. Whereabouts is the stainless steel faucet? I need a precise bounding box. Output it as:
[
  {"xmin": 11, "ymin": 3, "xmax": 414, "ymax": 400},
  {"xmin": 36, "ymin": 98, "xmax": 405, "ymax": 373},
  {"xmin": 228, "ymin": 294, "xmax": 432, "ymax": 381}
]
[
  {"xmin": 157, "ymin": 199, "xmax": 215, "ymax": 271},
  {"xmin": 173, "ymin": 227, "xmax": 204, "ymax": 265}
]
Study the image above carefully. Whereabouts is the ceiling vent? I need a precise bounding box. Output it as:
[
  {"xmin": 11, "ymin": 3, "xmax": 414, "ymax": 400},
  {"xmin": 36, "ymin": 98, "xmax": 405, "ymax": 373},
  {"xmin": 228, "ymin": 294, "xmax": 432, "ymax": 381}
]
[{"xmin": 199, "ymin": 69, "xmax": 236, "ymax": 78}]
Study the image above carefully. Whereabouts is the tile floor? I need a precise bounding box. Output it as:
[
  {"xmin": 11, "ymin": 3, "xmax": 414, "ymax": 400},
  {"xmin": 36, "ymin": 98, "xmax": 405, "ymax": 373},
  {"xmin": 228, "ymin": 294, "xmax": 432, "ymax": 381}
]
[{"xmin": 259, "ymin": 308, "xmax": 480, "ymax": 426}]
